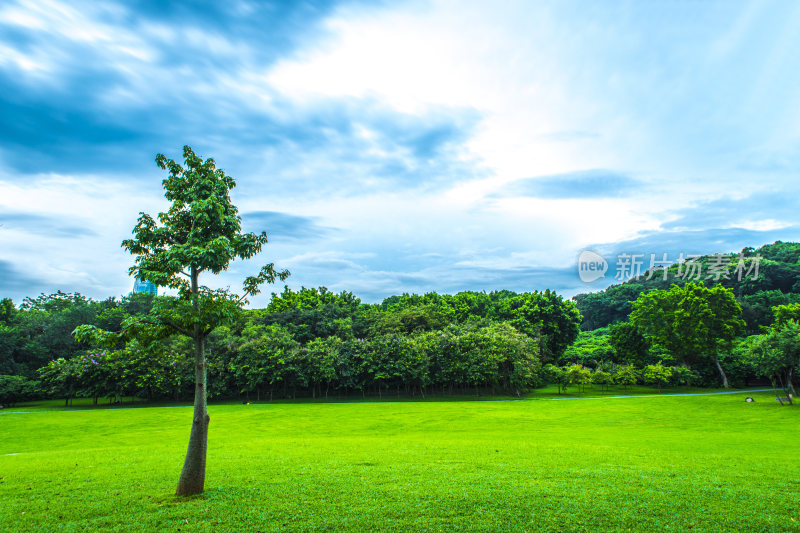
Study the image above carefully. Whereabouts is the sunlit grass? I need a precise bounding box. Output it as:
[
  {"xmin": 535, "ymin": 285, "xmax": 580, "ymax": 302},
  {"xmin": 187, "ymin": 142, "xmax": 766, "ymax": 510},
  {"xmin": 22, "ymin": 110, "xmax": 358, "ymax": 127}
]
[{"xmin": 1, "ymin": 389, "xmax": 797, "ymax": 532}]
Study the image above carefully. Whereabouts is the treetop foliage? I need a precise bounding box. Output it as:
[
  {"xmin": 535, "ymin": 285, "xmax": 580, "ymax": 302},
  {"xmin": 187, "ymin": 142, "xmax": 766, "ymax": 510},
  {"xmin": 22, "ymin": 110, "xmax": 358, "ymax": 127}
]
[
  {"xmin": 630, "ymin": 281, "xmax": 744, "ymax": 367},
  {"xmin": 123, "ymin": 145, "xmax": 289, "ymax": 301},
  {"xmin": 267, "ymin": 286, "xmax": 361, "ymax": 314}
]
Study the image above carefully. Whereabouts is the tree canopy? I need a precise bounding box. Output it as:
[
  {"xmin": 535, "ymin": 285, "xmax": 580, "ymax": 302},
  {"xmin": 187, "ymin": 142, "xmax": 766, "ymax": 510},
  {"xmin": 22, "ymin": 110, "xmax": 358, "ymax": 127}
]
[{"xmin": 630, "ymin": 282, "xmax": 744, "ymax": 387}]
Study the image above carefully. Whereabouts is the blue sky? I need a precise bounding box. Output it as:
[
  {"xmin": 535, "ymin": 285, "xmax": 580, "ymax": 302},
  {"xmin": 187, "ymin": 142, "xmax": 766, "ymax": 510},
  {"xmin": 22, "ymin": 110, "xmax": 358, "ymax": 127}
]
[{"xmin": 1, "ymin": 0, "xmax": 798, "ymax": 304}]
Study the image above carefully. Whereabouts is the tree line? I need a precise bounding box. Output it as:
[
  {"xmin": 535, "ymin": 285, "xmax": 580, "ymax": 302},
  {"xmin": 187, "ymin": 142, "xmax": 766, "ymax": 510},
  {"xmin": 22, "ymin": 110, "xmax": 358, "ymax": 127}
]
[
  {"xmin": 4, "ymin": 278, "xmax": 799, "ymax": 407},
  {"xmin": 0, "ymin": 287, "xmax": 584, "ymax": 405}
]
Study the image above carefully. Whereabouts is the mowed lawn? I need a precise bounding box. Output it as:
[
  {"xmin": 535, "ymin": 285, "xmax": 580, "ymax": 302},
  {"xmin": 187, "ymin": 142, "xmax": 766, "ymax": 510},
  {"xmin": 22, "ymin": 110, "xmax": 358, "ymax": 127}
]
[{"xmin": 1, "ymin": 390, "xmax": 798, "ymax": 532}]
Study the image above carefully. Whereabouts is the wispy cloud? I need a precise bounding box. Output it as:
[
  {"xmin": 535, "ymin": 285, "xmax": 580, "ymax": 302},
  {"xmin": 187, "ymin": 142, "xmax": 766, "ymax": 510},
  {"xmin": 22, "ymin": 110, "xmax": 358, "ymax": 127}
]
[
  {"xmin": 241, "ymin": 211, "xmax": 335, "ymax": 240},
  {"xmin": 662, "ymin": 191, "xmax": 799, "ymax": 232},
  {"xmin": 495, "ymin": 170, "xmax": 640, "ymax": 199},
  {"xmin": 0, "ymin": 259, "xmax": 48, "ymax": 297},
  {"xmin": 0, "ymin": 209, "xmax": 98, "ymax": 237}
]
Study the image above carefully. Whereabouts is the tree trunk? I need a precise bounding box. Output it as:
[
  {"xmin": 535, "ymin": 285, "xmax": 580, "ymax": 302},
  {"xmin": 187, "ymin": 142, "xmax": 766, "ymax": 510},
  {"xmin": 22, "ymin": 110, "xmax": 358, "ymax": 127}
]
[
  {"xmin": 714, "ymin": 356, "xmax": 729, "ymax": 389},
  {"xmin": 176, "ymin": 334, "xmax": 209, "ymax": 496},
  {"xmin": 176, "ymin": 269, "xmax": 210, "ymax": 496}
]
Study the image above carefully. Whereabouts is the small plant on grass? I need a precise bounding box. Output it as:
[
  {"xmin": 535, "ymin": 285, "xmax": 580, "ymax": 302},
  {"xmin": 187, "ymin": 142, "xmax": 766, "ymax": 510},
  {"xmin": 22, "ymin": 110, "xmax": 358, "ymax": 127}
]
[
  {"xmin": 38, "ymin": 357, "xmax": 82, "ymax": 406},
  {"xmin": 643, "ymin": 362, "xmax": 672, "ymax": 392},
  {"xmin": 543, "ymin": 364, "xmax": 569, "ymax": 394},
  {"xmin": 613, "ymin": 364, "xmax": 639, "ymax": 391},
  {"xmin": 591, "ymin": 368, "xmax": 614, "ymax": 393},
  {"xmin": 565, "ymin": 364, "xmax": 591, "ymax": 396}
]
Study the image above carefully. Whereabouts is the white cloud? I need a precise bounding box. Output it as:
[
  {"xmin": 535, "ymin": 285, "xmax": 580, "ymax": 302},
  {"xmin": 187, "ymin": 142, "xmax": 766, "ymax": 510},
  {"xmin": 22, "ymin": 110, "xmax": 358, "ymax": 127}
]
[
  {"xmin": 0, "ymin": 174, "xmax": 165, "ymax": 297},
  {"xmin": 2, "ymin": 0, "xmax": 798, "ymax": 302}
]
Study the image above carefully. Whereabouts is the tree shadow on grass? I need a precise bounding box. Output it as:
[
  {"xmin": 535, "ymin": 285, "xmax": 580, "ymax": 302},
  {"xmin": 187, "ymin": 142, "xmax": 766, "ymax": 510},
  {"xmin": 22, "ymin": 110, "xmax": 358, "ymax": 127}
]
[{"xmin": 154, "ymin": 493, "xmax": 207, "ymax": 506}]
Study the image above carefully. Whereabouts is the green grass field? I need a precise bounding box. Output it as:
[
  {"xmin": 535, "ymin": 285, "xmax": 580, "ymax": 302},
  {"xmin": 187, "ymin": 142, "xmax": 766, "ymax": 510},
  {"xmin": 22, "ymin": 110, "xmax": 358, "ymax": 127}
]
[{"xmin": 1, "ymin": 388, "xmax": 798, "ymax": 532}]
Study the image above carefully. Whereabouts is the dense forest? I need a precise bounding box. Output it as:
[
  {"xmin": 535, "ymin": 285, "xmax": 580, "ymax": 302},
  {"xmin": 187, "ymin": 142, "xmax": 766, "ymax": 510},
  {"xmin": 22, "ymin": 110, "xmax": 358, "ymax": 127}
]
[{"xmin": 1, "ymin": 241, "xmax": 799, "ymax": 406}]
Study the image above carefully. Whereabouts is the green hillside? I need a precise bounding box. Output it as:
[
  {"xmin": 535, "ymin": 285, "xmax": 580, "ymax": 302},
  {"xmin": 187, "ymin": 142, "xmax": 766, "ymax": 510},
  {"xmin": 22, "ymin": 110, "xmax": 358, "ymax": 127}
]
[{"xmin": 574, "ymin": 241, "xmax": 800, "ymax": 333}]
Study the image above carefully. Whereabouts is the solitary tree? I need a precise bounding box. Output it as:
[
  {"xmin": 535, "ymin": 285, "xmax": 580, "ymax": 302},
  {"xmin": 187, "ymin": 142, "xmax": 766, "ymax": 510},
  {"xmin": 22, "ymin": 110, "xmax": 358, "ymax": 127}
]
[
  {"xmin": 613, "ymin": 364, "xmax": 638, "ymax": 391},
  {"xmin": 630, "ymin": 282, "xmax": 743, "ymax": 388},
  {"xmin": 565, "ymin": 364, "xmax": 590, "ymax": 395},
  {"xmin": 76, "ymin": 146, "xmax": 288, "ymax": 495}
]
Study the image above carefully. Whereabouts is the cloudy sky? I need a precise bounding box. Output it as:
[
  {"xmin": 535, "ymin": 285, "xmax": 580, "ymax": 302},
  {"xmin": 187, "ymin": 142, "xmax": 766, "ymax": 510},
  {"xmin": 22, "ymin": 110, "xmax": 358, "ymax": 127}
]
[{"xmin": 1, "ymin": 0, "xmax": 798, "ymax": 305}]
